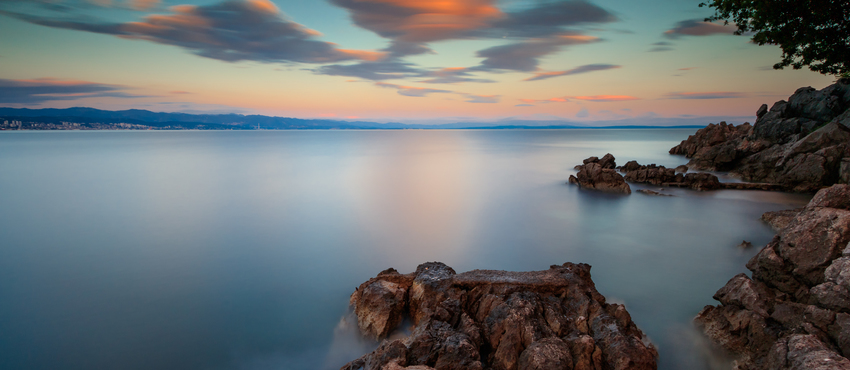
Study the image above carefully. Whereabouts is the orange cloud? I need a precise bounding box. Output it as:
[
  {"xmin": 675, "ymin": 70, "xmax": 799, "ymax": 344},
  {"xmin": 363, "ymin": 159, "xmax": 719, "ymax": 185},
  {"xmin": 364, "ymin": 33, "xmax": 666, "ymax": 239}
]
[
  {"xmin": 338, "ymin": 49, "xmax": 387, "ymax": 62},
  {"xmin": 573, "ymin": 95, "xmax": 640, "ymax": 102},
  {"xmin": 331, "ymin": 0, "xmax": 503, "ymax": 42},
  {"xmin": 246, "ymin": 0, "xmax": 279, "ymax": 14},
  {"xmin": 130, "ymin": 0, "xmax": 160, "ymax": 11}
]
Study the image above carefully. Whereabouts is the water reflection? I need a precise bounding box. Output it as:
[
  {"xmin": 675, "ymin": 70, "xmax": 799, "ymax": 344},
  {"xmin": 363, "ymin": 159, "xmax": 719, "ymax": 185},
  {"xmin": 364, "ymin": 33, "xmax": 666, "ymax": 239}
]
[{"xmin": 0, "ymin": 130, "xmax": 811, "ymax": 370}]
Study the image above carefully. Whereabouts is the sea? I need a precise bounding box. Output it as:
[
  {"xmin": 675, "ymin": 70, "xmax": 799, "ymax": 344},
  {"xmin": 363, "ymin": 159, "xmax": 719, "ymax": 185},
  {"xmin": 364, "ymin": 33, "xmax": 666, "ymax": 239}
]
[{"xmin": 0, "ymin": 129, "xmax": 812, "ymax": 370}]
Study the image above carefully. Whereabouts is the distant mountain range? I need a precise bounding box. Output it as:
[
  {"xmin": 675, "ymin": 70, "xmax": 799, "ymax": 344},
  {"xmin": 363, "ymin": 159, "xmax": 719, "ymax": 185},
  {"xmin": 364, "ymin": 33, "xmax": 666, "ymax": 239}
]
[{"xmin": 0, "ymin": 107, "xmax": 713, "ymax": 130}]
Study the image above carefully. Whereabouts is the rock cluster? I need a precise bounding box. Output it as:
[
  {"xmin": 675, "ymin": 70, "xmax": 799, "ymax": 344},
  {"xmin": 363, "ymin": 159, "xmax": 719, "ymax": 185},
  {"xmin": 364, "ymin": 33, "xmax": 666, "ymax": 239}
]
[
  {"xmin": 342, "ymin": 262, "xmax": 658, "ymax": 370},
  {"xmin": 669, "ymin": 80, "xmax": 850, "ymax": 192},
  {"xmin": 695, "ymin": 184, "xmax": 850, "ymax": 369},
  {"xmin": 568, "ymin": 154, "xmax": 631, "ymax": 194},
  {"xmin": 619, "ymin": 162, "xmax": 722, "ymax": 191}
]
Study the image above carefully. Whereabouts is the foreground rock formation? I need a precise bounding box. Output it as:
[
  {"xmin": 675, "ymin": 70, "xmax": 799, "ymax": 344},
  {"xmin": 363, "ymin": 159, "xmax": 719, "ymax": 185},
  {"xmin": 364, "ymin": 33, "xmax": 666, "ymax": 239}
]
[
  {"xmin": 670, "ymin": 79, "xmax": 850, "ymax": 192},
  {"xmin": 342, "ymin": 262, "xmax": 658, "ymax": 370},
  {"xmin": 569, "ymin": 154, "xmax": 631, "ymax": 194},
  {"xmin": 695, "ymin": 184, "xmax": 850, "ymax": 369}
]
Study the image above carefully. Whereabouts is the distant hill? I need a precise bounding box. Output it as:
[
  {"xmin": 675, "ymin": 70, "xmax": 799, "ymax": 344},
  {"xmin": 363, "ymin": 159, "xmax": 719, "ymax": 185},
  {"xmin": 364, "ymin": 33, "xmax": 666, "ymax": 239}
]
[{"xmin": 0, "ymin": 107, "xmax": 709, "ymax": 130}]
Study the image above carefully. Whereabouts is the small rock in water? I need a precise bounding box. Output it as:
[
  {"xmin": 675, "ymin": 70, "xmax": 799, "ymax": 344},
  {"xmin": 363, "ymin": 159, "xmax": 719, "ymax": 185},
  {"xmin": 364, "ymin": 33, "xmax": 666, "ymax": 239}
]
[
  {"xmin": 737, "ymin": 240, "xmax": 753, "ymax": 249},
  {"xmin": 637, "ymin": 189, "xmax": 673, "ymax": 196}
]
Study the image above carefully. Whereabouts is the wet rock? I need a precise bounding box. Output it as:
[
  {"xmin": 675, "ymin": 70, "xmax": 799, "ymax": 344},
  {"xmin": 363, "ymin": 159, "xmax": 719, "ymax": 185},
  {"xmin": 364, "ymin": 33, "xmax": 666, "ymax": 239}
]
[
  {"xmin": 675, "ymin": 165, "xmax": 688, "ymax": 173},
  {"xmin": 696, "ymin": 185, "xmax": 850, "ymax": 368},
  {"xmin": 344, "ymin": 262, "xmax": 658, "ymax": 370},
  {"xmin": 738, "ymin": 240, "xmax": 754, "ymax": 249}
]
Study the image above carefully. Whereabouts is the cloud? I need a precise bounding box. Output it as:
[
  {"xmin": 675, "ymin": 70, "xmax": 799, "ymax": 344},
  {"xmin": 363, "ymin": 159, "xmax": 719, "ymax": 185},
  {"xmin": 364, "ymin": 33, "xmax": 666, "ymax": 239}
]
[
  {"xmin": 170, "ymin": 90, "xmax": 191, "ymax": 94},
  {"xmin": 327, "ymin": 0, "xmax": 616, "ymax": 76},
  {"xmin": 524, "ymin": 63, "xmax": 620, "ymax": 81},
  {"xmin": 573, "ymin": 95, "xmax": 639, "ymax": 102},
  {"xmin": 678, "ymin": 67, "xmax": 698, "ymax": 71},
  {"xmin": 665, "ymin": 91, "xmax": 746, "ymax": 99},
  {"xmin": 329, "ymin": 0, "xmax": 503, "ymax": 43},
  {"xmin": 664, "ymin": 19, "xmax": 733, "ymax": 39},
  {"xmin": 2, "ymin": 0, "xmax": 383, "ymax": 64},
  {"xmin": 648, "ymin": 46, "xmax": 673, "ymax": 52},
  {"xmin": 515, "ymin": 104, "xmax": 534, "ymax": 107},
  {"xmin": 129, "ymin": 0, "xmax": 159, "ymax": 11},
  {"xmin": 375, "ymin": 82, "xmax": 452, "ymax": 97},
  {"xmin": 418, "ymin": 67, "xmax": 495, "ymax": 84},
  {"xmin": 481, "ymin": 0, "xmax": 617, "ymax": 38},
  {"xmin": 520, "ymin": 97, "xmax": 569, "ymax": 104},
  {"xmin": 463, "ymin": 94, "xmax": 499, "ymax": 103},
  {"xmin": 475, "ymin": 34, "xmax": 599, "ymax": 71},
  {"xmin": 315, "ymin": 61, "xmax": 424, "ymax": 80},
  {"xmin": 0, "ymin": 78, "xmax": 149, "ymax": 104}
]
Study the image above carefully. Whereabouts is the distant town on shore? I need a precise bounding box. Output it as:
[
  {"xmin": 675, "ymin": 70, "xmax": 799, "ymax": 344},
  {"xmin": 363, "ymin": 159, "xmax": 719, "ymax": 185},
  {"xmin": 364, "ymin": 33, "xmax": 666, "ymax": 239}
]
[{"xmin": 0, "ymin": 107, "xmax": 713, "ymax": 131}]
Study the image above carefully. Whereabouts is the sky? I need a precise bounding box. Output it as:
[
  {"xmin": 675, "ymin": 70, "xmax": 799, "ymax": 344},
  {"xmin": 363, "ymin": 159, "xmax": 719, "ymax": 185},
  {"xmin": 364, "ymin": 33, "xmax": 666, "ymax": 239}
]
[{"xmin": 0, "ymin": 0, "xmax": 837, "ymax": 125}]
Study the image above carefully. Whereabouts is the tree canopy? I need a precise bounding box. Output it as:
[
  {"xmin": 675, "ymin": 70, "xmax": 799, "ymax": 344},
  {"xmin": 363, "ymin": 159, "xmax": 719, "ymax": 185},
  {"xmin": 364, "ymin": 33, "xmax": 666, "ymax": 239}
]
[{"xmin": 700, "ymin": 0, "xmax": 850, "ymax": 76}]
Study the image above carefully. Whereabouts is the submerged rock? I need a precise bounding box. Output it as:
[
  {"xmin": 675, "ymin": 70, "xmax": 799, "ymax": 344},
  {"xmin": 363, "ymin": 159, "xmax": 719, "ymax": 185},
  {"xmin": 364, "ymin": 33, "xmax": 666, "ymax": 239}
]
[
  {"xmin": 343, "ymin": 262, "xmax": 658, "ymax": 370},
  {"xmin": 570, "ymin": 155, "xmax": 631, "ymax": 194},
  {"xmin": 696, "ymin": 185, "xmax": 850, "ymax": 369}
]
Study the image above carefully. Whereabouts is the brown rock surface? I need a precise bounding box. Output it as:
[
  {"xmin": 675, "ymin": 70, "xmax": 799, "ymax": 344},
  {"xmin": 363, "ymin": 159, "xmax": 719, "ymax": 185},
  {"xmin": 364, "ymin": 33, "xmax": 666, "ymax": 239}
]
[
  {"xmin": 570, "ymin": 155, "xmax": 631, "ymax": 194},
  {"xmin": 343, "ymin": 262, "xmax": 658, "ymax": 370},
  {"xmin": 696, "ymin": 185, "xmax": 850, "ymax": 369}
]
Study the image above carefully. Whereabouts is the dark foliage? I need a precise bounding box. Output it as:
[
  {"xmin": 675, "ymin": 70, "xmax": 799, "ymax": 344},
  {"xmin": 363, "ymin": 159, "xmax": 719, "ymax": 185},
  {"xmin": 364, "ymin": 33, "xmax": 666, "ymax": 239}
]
[{"xmin": 700, "ymin": 0, "xmax": 850, "ymax": 76}]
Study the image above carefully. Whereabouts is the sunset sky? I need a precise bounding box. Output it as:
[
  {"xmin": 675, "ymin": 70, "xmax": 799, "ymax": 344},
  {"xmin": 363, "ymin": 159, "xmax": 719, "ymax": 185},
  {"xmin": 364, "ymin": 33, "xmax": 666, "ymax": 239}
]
[{"xmin": 0, "ymin": 0, "xmax": 837, "ymax": 125}]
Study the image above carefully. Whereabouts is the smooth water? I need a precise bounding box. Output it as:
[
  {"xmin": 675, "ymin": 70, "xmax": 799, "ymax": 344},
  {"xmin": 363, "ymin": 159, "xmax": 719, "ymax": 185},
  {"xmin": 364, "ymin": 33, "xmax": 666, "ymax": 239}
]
[{"xmin": 0, "ymin": 130, "xmax": 811, "ymax": 370}]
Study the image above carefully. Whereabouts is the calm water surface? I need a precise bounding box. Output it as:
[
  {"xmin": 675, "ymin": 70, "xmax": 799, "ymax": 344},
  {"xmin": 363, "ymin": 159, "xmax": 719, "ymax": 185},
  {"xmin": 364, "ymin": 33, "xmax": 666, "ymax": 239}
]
[{"xmin": 0, "ymin": 130, "xmax": 811, "ymax": 370}]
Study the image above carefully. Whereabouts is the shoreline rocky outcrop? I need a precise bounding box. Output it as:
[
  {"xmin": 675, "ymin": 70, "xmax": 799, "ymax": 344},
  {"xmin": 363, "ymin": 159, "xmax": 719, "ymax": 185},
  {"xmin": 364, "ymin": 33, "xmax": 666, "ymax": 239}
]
[
  {"xmin": 695, "ymin": 184, "xmax": 850, "ymax": 369},
  {"xmin": 568, "ymin": 154, "xmax": 631, "ymax": 194},
  {"xmin": 342, "ymin": 262, "xmax": 658, "ymax": 370},
  {"xmin": 669, "ymin": 79, "xmax": 850, "ymax": 192}
]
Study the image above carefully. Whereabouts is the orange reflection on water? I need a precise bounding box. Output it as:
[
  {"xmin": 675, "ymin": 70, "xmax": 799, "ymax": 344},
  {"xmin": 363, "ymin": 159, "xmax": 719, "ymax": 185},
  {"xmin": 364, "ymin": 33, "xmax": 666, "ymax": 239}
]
[{"xmin": 345, "ymin": 131, "xmax": 479, "ymax": 263}]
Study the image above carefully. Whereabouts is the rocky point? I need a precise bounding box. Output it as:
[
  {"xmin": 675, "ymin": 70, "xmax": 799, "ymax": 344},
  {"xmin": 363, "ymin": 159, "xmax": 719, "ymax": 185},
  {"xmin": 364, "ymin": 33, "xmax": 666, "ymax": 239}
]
[
  {"xmin": 342, "ymin": 262, "xmax": 658, "ymax": 370},
  {"xmin": 696, "ymin": 184, "xmax": 850, "ymax": 369}
]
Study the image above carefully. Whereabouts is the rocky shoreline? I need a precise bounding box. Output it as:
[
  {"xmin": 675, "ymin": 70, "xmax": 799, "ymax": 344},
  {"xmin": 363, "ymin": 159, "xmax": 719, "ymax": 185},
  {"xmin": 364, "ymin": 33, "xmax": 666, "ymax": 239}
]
[
  {"xmin": 341, "ymin": 81, "xmax": 850, "ymax": 370},
  {"xmin": 696, "ymin": 185, "xmax": 850, "ymax": 369},
  {"xmin": 341, "ymin": 262, "xmax": 658, "ymax": 370}
]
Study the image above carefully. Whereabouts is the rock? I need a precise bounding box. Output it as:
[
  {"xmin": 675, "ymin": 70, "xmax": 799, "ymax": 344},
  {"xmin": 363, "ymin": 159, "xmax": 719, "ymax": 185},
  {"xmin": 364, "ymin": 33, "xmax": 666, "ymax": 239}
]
[
  {"xmin": 669, "ymin": 121, "xmax": 753, "ymax": 171},
  {"xmin": 619, "ymin": 160, "xmax": 642, "ymax": 172},
  {"xmin": 637, "ymin": 189, "xmax": 672, "ymax": 196},
  {"xmin": 571, "ymin": 159, "xmax": 631, "ymax": 194},
  {"xmin": 581, "ymin": 154, "xmax": 616, "ymax": 169},
  {"xmin": 696, "ymin": 185, "xmax": 850, "ymax": 369},
  {"xmin": 350, "ymin": 270, "xmax": 413, "ymax": 340},
  {"xmin": 766, "ymin": 334, "xmax": 850, "ymax": 370},
  {"xmin": 808, "ymin": 184, "xmax": 850, "ymax": 210},
  {"xmin": 738, "ymin": 240, "xmax": 754, "ymax": 249},
  {"xmin": 621, "ymin": 161, "xmax": 722, "ymax": 191},
  {"xmin": 762, "ymin": 209, "xmax": 804, "ymax": 231},
  {"xmin": 670, "ymin": 81, "xmax": 850, "ymax": 192},
  {"xmin": 344, "ymin": 262, "xmax": 658, "ymax": 370},
  {"xmin": 675, "ymin": 165, "xmax": 688, "ymax": 173}
]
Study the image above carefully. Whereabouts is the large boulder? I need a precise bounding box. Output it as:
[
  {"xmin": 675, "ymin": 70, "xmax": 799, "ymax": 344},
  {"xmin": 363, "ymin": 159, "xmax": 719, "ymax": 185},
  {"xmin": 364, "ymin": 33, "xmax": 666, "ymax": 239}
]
[
  {"xmin": 696, "ymin": 185, "xmax": 850, "ymax": 369},
  {"xmin": 570, "ymin": 156, "xmax": 631, "ymax": 194},
  {"xmin": 343, "ymin": 262, "xmax": 658, "ymax": 370}
]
